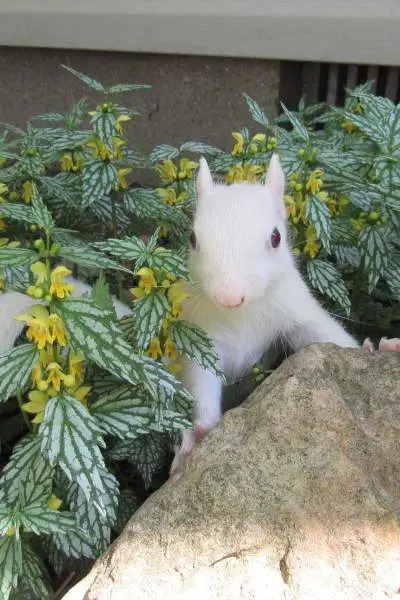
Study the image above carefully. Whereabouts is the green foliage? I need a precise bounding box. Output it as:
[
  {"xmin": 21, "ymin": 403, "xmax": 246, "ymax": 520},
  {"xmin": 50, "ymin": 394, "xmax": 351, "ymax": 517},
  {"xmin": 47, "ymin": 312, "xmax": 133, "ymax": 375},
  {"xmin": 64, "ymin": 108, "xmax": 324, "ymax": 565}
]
[{"xmin": 0, "ymin": 66, "xmax": 398, "ymax": 597}]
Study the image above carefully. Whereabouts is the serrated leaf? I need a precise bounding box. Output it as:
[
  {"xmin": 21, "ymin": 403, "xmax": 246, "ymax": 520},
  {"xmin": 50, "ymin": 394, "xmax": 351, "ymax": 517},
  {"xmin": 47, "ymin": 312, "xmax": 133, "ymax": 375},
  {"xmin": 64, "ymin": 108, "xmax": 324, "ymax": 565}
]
[
  {"xmin": 39, "ymin": 394, "xmax": 107, "ymax": 512},
  {"xmin": 110, "ymin": 433, "xmax": 167, "ymax": 489},
  {"xmin": 0, "ymin": 536, "xmax": 21, "ymax": 600},
  {"xmin": 242, "ymin": 93, "xmax": 268, "ymax": 126},
  {"xmin": 62, "ymin": 65, "xmax": 105, "ymax": 92},
  {"xmin": 21, "ymin": 542, "xmax": 52, "ymax": 600},
  {"xmin": 51, "ymin": 528, "xmax": 98, "ymax": 559},
  {"xmin": 170, "ymin": 320, "xmax": 224, "ymax": 378},
  {"xmin": 82, "ymin": 159, "xmax": 119, "ymax": 207},
  {"xmin": 91, "ymin": 273, "xmax": 116, "ymax": 316},
  {"xmin": 359, "ymin": 226, "xmax": 389, "ymax": 291},
  {"xmin": 385, "ymin": 253, "xmax": 400, "ymax": 300},
  {"xmin": 307, "ymin": 259, "xmax": 351, "ymax": 314},
  {"xmin": 3, "ymin": 265, "xmax": 32, "ymax": 293},
  {"xmin": 0, "ymin": 435, "xmax": 53, "ymax": 505},
  {"xmin": 0, "ymin": 204, "xmax": 36, "ymax": 225},
  {"xmin": 114, "ymin": 489, "xmax": 138, "ymax": 534},
  {"xmin": 109, "ymin": 83, "xmax": 151, "ymax": 94},
  {"xmin": 132, "ymin": 292, "xmax": 170, "ymax": 349},
  {"xmin": 93, "ymin": 235, "xmax": 147, "ymax": 263},
  {"xmin": 31, "ymin": 186, "xmax": 54, "ymax": 233},
  {"xmin": 149, "ymin": 145, "xmax": 179, "ymax": 163},
  {"xmin": 45, "ymin": 542, "xmax": 68, "ymax": 577},
  {"xmin": 180, "ymin": 141, "xmax": 223, "ymax": 156},
  {"xmin": 19, "ymin": 502, "xmax": 79, "ymax": 536},
  {"xmin": 91, "ymin": 111, "xmax": 117, "ymax": 154},
  {"xmin": 0, "ymin": 247, "xmax": 39, "ymax": 268},
  {"xmin": 305, "ymin": 195, "xmax": 331, "ymax": 250},
  {"xmin": 0, "ymin": 344, "xmax": 39, "ymax": 403},
  {"xmin": 332, "ymin": 245, "xmax": 361, "ymax": 268},
  {"xmin": 124, "ymin": 188, "xmax": 190, "ymax": 233},
  {"xmin": 148, "ymin": 248, "xmax": 190, "ymax": 280},
  {"xmin": 32, "ymin": 112, "xmax": 64, "ymax": 122},
  {"xmin": 331, "ymin": 218, "xmax": 359, "ymax": 245},
  {"xmin": 60, "ymin": 245, "xmax": 132, "ymax": 273},
  {"xmin": 280, "ymin": 102, "xmax": 309, "ymax": 142}
]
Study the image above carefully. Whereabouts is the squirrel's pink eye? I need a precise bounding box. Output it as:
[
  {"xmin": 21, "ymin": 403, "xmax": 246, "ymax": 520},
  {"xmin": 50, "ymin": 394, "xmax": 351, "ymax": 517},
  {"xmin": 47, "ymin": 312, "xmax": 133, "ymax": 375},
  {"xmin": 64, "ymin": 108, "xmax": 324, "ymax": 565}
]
[
  {"xmin": 270, "ymin": 228, "xmax": 281, "ymax": 248},
  {"xmin": 190, "ymin": 231, "xmax": 197, "ymax": 249}
]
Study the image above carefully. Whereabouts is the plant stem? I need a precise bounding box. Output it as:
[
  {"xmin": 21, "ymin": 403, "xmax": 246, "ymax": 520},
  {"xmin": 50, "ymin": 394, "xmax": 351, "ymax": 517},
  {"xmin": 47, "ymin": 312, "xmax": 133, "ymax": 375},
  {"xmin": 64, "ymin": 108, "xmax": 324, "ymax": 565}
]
[
  {"xmin": 16, "ymin": 390, "xmax": 33, "ymax": 432},
  {"xmin": 110, "ymin": 191, "xmax": 124, "ymax": 301}
]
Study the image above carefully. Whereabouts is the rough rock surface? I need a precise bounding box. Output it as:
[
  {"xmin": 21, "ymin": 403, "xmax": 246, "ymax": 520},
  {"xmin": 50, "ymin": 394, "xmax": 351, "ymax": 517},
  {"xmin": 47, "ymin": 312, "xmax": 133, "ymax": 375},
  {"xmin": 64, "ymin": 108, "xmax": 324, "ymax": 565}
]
[{"xmin": 64, "ymin": 344, "xmax": 400, "ymax": 600}]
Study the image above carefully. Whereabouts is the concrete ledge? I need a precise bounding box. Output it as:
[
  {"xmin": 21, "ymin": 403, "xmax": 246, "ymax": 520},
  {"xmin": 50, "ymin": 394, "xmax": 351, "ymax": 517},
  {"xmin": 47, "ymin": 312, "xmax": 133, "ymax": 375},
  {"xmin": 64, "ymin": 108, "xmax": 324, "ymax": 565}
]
[{"xmin": 0, "ymin": 1, "xmax": 399, "ymax": 66}]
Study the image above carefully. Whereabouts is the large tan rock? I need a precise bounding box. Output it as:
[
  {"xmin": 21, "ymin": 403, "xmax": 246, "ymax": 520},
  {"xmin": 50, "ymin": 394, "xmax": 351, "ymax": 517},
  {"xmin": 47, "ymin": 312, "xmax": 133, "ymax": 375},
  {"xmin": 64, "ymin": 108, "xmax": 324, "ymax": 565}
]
[{"xmin": 64, "ymin": 344, "xmax": 400, "ymax": 600}]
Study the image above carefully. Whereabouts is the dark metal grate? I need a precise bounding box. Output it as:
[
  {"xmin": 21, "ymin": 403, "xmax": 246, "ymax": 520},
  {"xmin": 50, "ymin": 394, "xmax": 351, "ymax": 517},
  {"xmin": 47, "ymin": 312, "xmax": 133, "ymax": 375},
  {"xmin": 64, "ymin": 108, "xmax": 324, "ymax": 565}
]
[{"xmin": 279, "ymin": 61, "xmax": 400, "ymax": 110}]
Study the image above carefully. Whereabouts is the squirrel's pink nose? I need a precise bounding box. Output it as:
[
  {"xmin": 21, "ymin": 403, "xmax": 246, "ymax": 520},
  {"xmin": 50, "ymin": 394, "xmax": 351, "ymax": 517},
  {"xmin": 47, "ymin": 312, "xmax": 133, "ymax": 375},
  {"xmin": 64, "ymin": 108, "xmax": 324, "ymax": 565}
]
[{"xmin": 215, "ymin": 292, "xmax": 245, "ymax": 309}]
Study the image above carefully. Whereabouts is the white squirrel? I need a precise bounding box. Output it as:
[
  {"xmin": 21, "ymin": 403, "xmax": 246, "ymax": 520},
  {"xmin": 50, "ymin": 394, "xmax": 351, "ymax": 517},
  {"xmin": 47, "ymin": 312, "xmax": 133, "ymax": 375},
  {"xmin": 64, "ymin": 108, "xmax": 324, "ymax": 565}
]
[{"xmin": 0, "ymin": 154, "xmax": 398, "ymax": 472}]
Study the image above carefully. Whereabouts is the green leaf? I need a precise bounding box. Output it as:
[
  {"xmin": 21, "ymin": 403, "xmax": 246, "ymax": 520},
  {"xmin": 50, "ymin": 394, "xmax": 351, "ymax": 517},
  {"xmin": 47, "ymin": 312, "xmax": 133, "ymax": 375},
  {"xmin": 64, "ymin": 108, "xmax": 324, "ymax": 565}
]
[
  {"xmin": 51, "ymin": 529, "xmax": 98, "ymax": 560},
  {"xmin": 331, "ymin": 218, "xmax": 358, "ymax": 245},
  {"xmin": 0, "ymin": 435, "xmax": 53, "ymax": 505},
  {"xmin": 31, "ymin": 186, "xmax": 54, "ymax": 233},
  {"xmin": 21, "ymin": 542, "xmax": 52, "ymax": 600},
  {"xmin": 62, "ymin": 65, "xmax": 105, "ymax": 92},
  {"xmin": 114, "ymin": 489, "xmax": 138, "ymax": 534},
  {"xmin": 332, "ymin": 245, "xmax": 361, "ymax": 269},
  {"xmin": 3, "ymin": 266, "xmax": 32, "ymax": 293},
  {"xmin": 148, "ymin": 248, "xmax": 190, "ymax": 280},
  {"xmin": 109, "ymin": 83, "xmax": 151, "ymax": 94},
  {"xmin": 242, "ymin": 93, "xmax": 268, "ymax": 127},
  {"xmin": 91, "ymin": 111, "xmax": 117, "ymax": 154},
  {"xmin": 91, "ymin": 273, "xmax": 116, "ymax": 316},
  {"xmin": 280, "ymin": 102, "xmax": 309, "ymax": 142},
  {"xmin": 307, "ymin": 259, "xmax": 351, "ymax": 314},
  {"xmin": 93, "ymin": 235, "xmax": 147, "ymax": 263},
  {"xmin": 32, "ymin": 112, "xmax": 64, "ymax": 122},
  {"xmin": 110, "ymin": 433, "xmax": 167, "ymax": 489},
  {"xmin": 39, "ymin": 394, "xmax": 108, "ymax": 512},
  {"xmin": 305, "ymin": 194, "xmax": 331, "ymax": 250},
  {"xmin": 170, "ymin": 320, "xmax": 224, "ymax": 379},
  {"xmin": 18, "ymin": 502, "xmax": 79, "ymax": 536},
  {"xmin": 132, "ymin": 292, "xmax": 170, "ymax": 349},
  {"xmin": 82, "ymin": 159, "xmax": 119, "ymax": 207},
  {"xmin": 0, "ymin": 344, "xmax": 39, "ymax": 404},
  {"xmin": 0, "ymin": 204, "xmax": 36, "ymax": 225},
  {"xmin": 60, "ymin": 244, "xmax": 132, "ymax": 273},
  {"xmin": 359, "ymin": 226, "xmax": 389, "ymax": 291},
  {"xmin": 180, "ymin": 141, "xmax": 223, "ymax": 156},
  {"xmin": 0, "ymin": 247, "xmax": 39, "ymax": 268},
  {"xmin": 149, "ymin": 145, "xmax": 179, "ymax": 163},
  {"xmin": 124, "ymin": 189, "xmax": 190, "ymax": 233},
  {"xmin": 0, "ymin": 536, "xmax": 21, "ymax": 600}
]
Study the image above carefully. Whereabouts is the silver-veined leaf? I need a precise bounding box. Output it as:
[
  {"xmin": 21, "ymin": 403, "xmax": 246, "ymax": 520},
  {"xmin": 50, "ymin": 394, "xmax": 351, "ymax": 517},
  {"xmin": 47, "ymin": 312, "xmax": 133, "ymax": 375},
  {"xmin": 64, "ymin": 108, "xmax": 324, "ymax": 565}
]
[
  {"xmin": 39, "ymin": 394, "xmax": 107, "ymax": 512},
  {"xmin": 331, "ymin": 218, "xmax": 359, "ymax": 245},
  {"xmin": 307, "ymin": 259, "xmax": 351, "ymax": 314},
  {"xmin": 149, "ymin": 144, "xmax": 179, "ymax": 163},
  {"xmin": 170, "ymin": 320, "xmax": 224, "ymax": 379},
  {"xmin": 93, "ymin": 235, "xmax": 147, "ymax": 263},
  {"xmin": 109, "ymin": 433, "xmax": 167, "ymax": 489},
  {"xmin": 60, "ymin": 245, "xmax": 133, "ymax": 273},
  {"xmin": 148, "ymin": 248, "xmax": 191, "ymax": 281},
  {"xmin": 280, "ymin": 102, "xmax": 309, "ymax": 142},
  {"xmin": 0, "ymin": 247, "xmax": 39, "ymax": 268},
  {"xmin": 242, "ymin": 93, "xmax": 268, "ymax": 126},
  {"xmin": 109, "ymin": 83, "xmax": 151, "ymax": 94},
  {"xmin": 82, "ymin": 159, "xmax": 119, "ymax": 207},
  {"xmin": 358, "ymin": 226, "xmax": 389, "ymax": 291},
  {"xmin": 62, "ymin": 65, "xmax": 105, "ymax": 92},
  {"xmin": 124, "ymin": 188, "xmax": 190, "ymax": 232},
  {"xmin": 0, "ymin": 204, "xmax": 35, "ymax": 225},
  {"xmin": 131, "ymin": 292, "xmax": 170, "ymax": 349},
  {"xmin": 0, "ymin": 344, "xmax": 39, "ymax": 403},
  {"xmin": 31, "ymin": 186, "xmax": 54, "ymax": 232},
  {"xmin": 180, "ymin": 141, "xmax": 223, "ymax": 156},
  {"xmin": 91, "ymin": 111, "xmax": 117, "ymax": 154},
  {"xmin": 51, "ymin": 529, "xmax": 98, "ymax": 560},
  {"xmin": 385, "ymin": 252, "xmax": 400, "ymax": 300},
  {"xmin": 0, "ymin": 536, "xmax": 21, "ymax": 600},
  {"xmin": 21, "ymin": 542, "xmax": 52, "ymax": 600},
  {"xmin": 3, "ymin": 265, "xmax": 32, "ymax": 293},
  {"xmin": 305, "ymin": 194, "xmax": 331, "ymax": 251},
  {"xmin": 19, "ymin": 502, "xmax": 79, "ymax": 535}
]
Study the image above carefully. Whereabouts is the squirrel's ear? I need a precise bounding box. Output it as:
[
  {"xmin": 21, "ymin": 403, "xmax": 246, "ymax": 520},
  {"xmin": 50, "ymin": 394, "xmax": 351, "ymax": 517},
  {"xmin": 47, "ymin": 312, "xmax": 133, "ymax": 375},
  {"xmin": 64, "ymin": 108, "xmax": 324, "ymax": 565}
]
[
  {"xmin": 196, "ymin": 157, "xmax": 213, "ymax": 197},
  {"xmin": 266, "ymin": 153, "xmax": 286, "ymax": 219}
]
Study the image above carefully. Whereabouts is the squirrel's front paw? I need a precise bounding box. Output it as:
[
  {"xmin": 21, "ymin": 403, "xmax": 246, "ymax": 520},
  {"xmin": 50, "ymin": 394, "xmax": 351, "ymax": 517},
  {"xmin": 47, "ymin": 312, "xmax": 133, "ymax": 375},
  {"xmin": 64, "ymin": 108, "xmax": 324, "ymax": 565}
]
[
  {"xmin": 169, "ymin": 429, "xmax": 196, "ymax": 475},
  {"xmin": 363, "ymin": 337, "xmax": 400, "ymax": 353}
]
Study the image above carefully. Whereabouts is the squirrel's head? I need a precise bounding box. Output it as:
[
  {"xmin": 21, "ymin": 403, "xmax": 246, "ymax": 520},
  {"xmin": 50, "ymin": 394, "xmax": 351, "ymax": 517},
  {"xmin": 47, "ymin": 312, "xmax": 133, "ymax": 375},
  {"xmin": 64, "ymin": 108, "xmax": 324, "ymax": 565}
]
[{"xmin": 189, "ymin": 154, "xmax": 293, "ymax": 309}]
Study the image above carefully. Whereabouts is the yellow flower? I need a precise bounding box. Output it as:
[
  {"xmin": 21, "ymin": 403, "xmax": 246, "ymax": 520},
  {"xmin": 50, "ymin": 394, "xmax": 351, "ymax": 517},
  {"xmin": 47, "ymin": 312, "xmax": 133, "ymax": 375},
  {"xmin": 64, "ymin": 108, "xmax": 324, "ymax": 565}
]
[
  {"xmin": 155, "ymin": 160, "xmax": 178, "ymax": 183},
  {"xmin": 15, "ymin": 305, "xmax": 51, "ymax": 350},
  {"xmin": 225, "ymin": 163, "xmax": 264, "ymax": 184},
  {"xmin": 231, "ymin": 132, "xmax": 245, "ymax": 155},
  {"xmin": 116, "ymin": 114, "xmax": 130, "ymax": 134},
  {"xmin": 117, "ymin": 168, "xmax": 132, "ymax": 190},
  {"xmin": 31, "ymin": 261, "xmax": 48, "ymax": 286},
  {"xmin": 167, "ymin": 281, "xmax": 189, "ymax": 318},
  {"xmin": 178, "ymin": 158, "xmax": 198, "ymax": 180},
  {"xmin": 72, "ymin": 385, "xmax": 91, "ymax": 407},
  {"xmin": 164, "ymin": 337, "xmax": 178, "ymax": 360},
  {"xmin": 68, "ymin": 351, "xmax": 85, "ymax": 385},
  {"xmin": 146, "ymin": 336, "xmax": 163, "ymax": 360},
  {"xmin": 49, "ymin": 265, "xmax": 74, "ymax": 299},
  {"xmin": 306, "ymin": 169, "xmax": 323, "ymax": 195},
  {"xmin": 136, "ymin": 267, "xmax": 157, "ymax": 294},
  {"xmin": 304, "ymin": 226, "xmax": 320, "ymax": 259},
  {"xmin": 47, "ymin": 494, "xmax": 63, "ymax": 510},
  {"xmin": 47, "ymin": 314, "xmax": 67, "ymax": 346},
  {"xmin": 253, "ymin": 133, "xmax": 267, "ymax": 143},
  {"xmin": 46, "ymin": 362, "xmax": 63, "ymax": 392},
  {"xmin": 22, "ymin": 389, "xmax": 48, "ymax": 424},
  {"xmin": 341, "ymin": 119, "xmax": 357, "ymax": 134},
  {"xmin": 354, "ymin": 102, "xmax": 364, "ymax": 114},
  {"xmin": 267, "ymin": 136, "xmax": 277, "ymax": 151},
  {"xmin": 157, "ymin": 187, "xmax": 177, "ymax": 205},
  {"xmin": 22, "ymin": 181, "xmax": 34, "ymax": 203},
  {"xmin": 60, "ymin": 153, "xmax": 74, "ymax": 172},
  {"xmin": 166, "ymin": 361, "xmax": 182, "ymax": 375},
  {"xmin": 86, "ymin": 137, "xmax": 126, "ymax": 161}
]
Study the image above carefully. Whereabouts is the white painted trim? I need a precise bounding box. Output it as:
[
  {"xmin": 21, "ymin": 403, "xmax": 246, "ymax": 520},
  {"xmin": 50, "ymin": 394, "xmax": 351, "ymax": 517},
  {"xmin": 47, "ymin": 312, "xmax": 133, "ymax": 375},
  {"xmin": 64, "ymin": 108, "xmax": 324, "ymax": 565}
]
[{"xmin": 0, "ymin": 1, "xmax": 399, "ymax": 66}]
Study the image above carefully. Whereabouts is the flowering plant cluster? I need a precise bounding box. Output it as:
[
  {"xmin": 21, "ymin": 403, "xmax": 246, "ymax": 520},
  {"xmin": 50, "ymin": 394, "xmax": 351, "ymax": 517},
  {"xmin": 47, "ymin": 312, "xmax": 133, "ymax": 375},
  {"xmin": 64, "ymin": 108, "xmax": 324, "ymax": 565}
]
[{"xmin": 0, "ymin": 69, "xmax": 398, "ymax": 598}]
